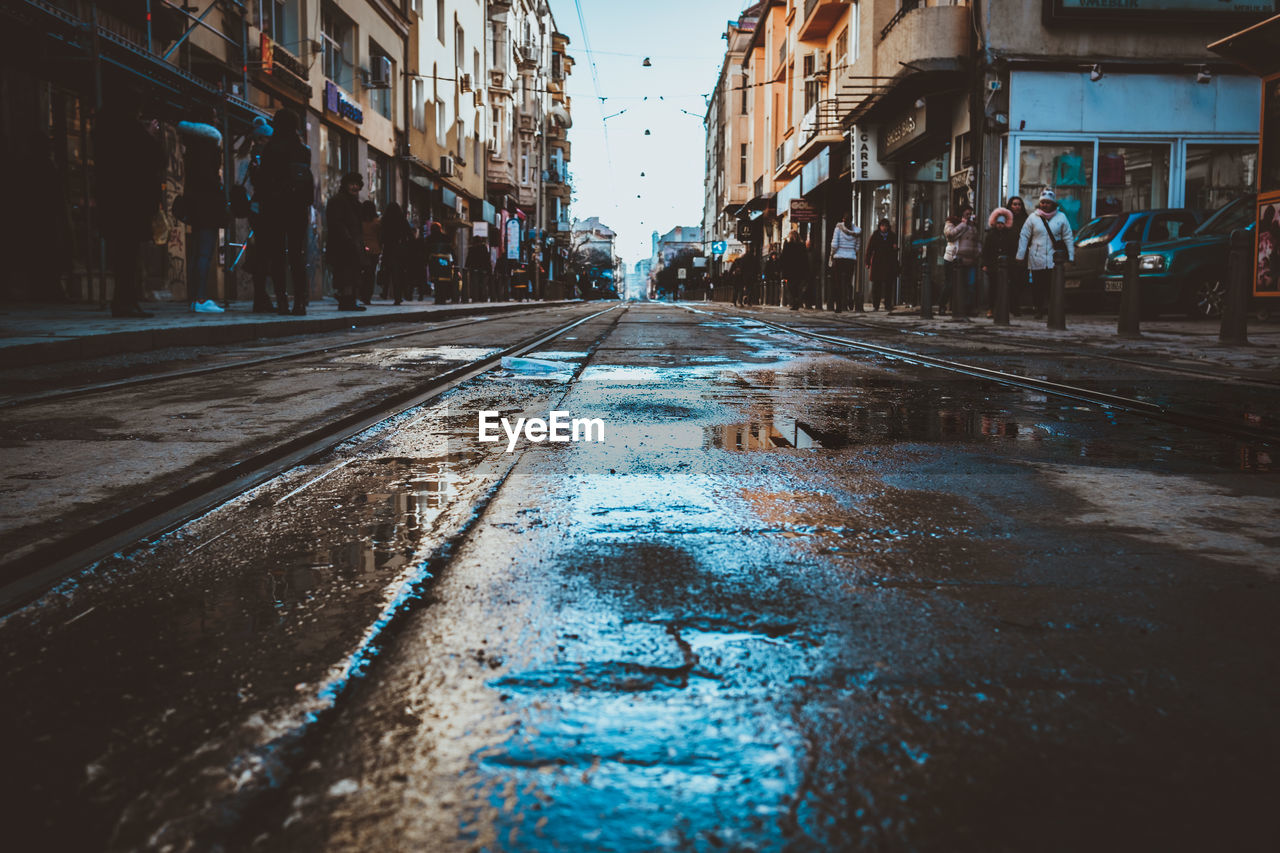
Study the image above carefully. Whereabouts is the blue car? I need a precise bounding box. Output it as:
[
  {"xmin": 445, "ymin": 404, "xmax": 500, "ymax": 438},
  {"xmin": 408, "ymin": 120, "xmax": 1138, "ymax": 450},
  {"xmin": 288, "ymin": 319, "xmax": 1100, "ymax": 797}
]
[
  {"xmin": 1066, "ymin": 208, "xmax": 1207, "ymax": 311},
  {"xmin": 1101, "ymin": 194, "xmax": 1256, "ymax": 318}
]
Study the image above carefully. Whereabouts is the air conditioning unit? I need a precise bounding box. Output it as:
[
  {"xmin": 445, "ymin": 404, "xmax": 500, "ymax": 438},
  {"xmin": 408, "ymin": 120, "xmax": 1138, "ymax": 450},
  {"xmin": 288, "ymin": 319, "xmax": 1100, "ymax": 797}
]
[
  {"xmin": 369, "ymin": 55, "xmax": 392, "ymax": 89},
  {"xmin": 805, "ymin": 50, "xmax": 828, "ymax": 81},
  {"xmin": 440, "ymin": 155, "xmax": 456, "ymax": 177},
  {"xmin": 460, "ymin": 73, "xmax": 473, "ymax": 93}
]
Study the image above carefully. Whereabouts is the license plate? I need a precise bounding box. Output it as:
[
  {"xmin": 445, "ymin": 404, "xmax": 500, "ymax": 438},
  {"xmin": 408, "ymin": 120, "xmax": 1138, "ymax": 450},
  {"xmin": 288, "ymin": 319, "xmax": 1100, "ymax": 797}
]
[
  {"xmin": 1104, "ymin": 280, "xmax": 1123, "ymax": 292},
  {"xmin": 1064, "ymin": 278, "xmax": 1081, "ymax": 289}
]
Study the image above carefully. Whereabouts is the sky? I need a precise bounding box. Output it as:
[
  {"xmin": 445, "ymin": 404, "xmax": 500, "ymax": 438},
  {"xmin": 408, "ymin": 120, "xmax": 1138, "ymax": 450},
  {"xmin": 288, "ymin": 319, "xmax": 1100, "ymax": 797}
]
[{"xmin": 548, "ymin": 0, "xmax": 750, "ymax": 267}]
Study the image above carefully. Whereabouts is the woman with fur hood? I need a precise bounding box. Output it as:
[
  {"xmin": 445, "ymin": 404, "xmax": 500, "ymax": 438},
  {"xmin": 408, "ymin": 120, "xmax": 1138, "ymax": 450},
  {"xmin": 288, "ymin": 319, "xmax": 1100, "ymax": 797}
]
[{"xmin": 982, "ymin": 207, "xmax": 1021, "ymax": 317}]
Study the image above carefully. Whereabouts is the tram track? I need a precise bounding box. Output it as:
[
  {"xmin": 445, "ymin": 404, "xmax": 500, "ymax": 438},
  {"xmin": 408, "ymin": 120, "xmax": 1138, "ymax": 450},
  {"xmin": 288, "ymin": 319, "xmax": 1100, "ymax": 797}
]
[
  {"xmin": 0, "ymin": 305, "xmax": 580, "ymax": 409},
  {"xmin": 707, "ymin": 308, "xmax": 1280, "ymax": 446},
  {"xmin": 0, "ymin": 304, "xmax": 619, "ymax": 614}
]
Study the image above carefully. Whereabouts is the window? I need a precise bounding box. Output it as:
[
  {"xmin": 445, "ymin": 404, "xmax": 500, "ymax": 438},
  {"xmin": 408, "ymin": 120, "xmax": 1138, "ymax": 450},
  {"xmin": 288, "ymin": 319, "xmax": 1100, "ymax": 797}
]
[
  {"xmin": 1096, "ymin": 144, "xmax": 1169, "ymax": 214},
  {"xmin": 1019, "ymin": 141, "xmax": 1093, "ymax": 231},
  {"xmin": 1185, "ymin": 145, "xmax": 1257, "ymax": 212},
  {"xmin": 739, "ymin": 143, "xmax": 748, "ymax": 184},
  {"xmin": 490, "ymin": 106, "xmax": 502, "ymax": 155},
  {"xmin": 436, "ymin": 98, "xmax": 447, "ymax": 145},
  {"xmin": 322, "ymin": 2, "xmax": 355, "ymax": 92},
  {"xmin": 262, "ymin": 0, "xmax": 300, "ymax": 49},
  {"xmin": 412, "ymin": 78, "xmax": 425, "ymax": 130},
  {"xmin": 1146, "ymin": 212, "xmax": 1197, "ymax": 242},
  {"xmin": 520, "ymin": 147, "xmax": 529, "ymax": 184},
  {"xmin": 456, "ymin": 22, "xmax": 466, "ymax": 69},
  {"xmin": 437, "ymin": 0, "xmax": 445, "ymax": 43},
  {"xmin": 740, "ymin": 71, "xmax": 748, "ymax": 114},
  {"xmin": 834, "ymin": 26, "xmax": 848, "ymax": 67},
  {"xmin": 368, "ymin": 39, "xmax": 392, "ymax": 120},
  {"xmin": 474, "ymin": 48, "xmax": 481, "ymax": 86}
]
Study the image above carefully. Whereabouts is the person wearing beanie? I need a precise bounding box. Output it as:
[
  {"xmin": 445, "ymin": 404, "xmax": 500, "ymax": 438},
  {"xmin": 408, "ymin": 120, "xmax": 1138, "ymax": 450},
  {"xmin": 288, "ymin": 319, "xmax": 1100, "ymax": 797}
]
[
  {"xmin": 1016, "ymin": 189, "xmax": 1075, "ymax": 318},
  {"xmin": 325, "ymin": 172, "xmax": 367, "ymax": 311}
]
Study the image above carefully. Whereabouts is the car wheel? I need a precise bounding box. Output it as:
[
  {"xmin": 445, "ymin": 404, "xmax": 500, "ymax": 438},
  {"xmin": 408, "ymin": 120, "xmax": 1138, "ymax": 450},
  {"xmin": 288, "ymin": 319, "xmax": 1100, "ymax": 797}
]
[{"xmin": 1186, "ymin": 278, "xmax": 1225, "ymax": 319}]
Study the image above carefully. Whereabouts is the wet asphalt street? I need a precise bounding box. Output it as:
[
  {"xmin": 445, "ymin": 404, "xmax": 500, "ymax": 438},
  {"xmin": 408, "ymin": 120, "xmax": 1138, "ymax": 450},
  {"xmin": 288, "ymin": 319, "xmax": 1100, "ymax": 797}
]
[{"xmin": 3, "ymin": 302, "xmax": 1279, "ymax": 851}]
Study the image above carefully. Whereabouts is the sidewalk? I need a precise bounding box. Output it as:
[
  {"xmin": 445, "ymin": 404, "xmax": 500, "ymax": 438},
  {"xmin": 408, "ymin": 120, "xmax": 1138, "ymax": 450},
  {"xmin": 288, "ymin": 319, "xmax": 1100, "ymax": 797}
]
[
  {"xmin": 0, "ymin": 299, "xmax": 577, "ymax": 368},
  {"xmin": 749, "ymin": 305, "xmax": 1280, "ymax": 380}
]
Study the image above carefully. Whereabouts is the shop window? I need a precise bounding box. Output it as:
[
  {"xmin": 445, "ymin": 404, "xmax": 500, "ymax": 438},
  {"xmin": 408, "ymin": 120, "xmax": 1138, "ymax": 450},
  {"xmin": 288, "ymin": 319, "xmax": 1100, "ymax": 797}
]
[
  {"xmin": 1261, "ymin": 78, "xmax": 1280, "ymax": 195},
  {"xmin": 1185, "ymin": 145, "xmax": 1257, "ymax": 212},
  {"xmin": 261, "ymin": 0, "xmax": 300, "ymax": 49},
  {"xmin": 1096, "ymin": 144, "xmax": 1168, "ymax": 215},
  {"xmin": 321, "ymin": 2, "xmax": 355, "ymax": 93},
  {"xmin": 368, "ymin": 40, "xmax": 392, "ymax": 120},
  {"xmin": 1019, "ymin": 141, "xmax": 1093, "ymax": 230}
]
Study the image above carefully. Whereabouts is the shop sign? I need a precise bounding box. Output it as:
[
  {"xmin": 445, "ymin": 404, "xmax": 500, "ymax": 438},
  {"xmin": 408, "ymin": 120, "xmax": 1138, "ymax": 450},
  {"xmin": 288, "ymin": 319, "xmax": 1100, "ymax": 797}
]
[
  {"xmin": 736, "ymin": 220, "xmax": 758, "ymax": 242},
  {"xmin": 324, "ymin": 81, "xmax": 363, "ymax": 124},
  {"xmin": 1047, "ymin": 0, "xmax": 1276, "ymax": 24},
  {"xmin": 852, "ymin": 125, "xmax": 894, "ymax": 182},
  {"xmin": 790, "ymin": 199, "xmax": 820, "ymax": 222},
  {"xmin": 950, "ymin": 167, "xmax": 974, "ymax": 190},
  {"xmin": 880, "ymin": 100, "xmax": 928, "ymax": 158},
  {"xmin": 711, "ymin": 240, "xmax": 728, "ymax": 255},
  {"xmin": 505, "ymin": 215, "xmax": 522, "ymax": 260},
  {"xmin": 473, "ymin": 221, "xmax": 489, "ymax": 238},
  {"xmin": 911, "ymin": 156, "xmax": 947, "ymax": 183}
]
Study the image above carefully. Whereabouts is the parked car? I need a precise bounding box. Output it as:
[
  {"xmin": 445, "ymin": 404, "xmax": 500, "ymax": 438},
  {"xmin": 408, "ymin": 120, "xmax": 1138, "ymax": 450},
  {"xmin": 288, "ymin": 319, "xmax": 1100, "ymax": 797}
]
[
  {"xmin": 1066, "ymin": 208, "xmax": 1207, "ymax": 311},
  {"xmin": 1100, "ymin": 194, "xmax": 1257, "ymax": 318}
]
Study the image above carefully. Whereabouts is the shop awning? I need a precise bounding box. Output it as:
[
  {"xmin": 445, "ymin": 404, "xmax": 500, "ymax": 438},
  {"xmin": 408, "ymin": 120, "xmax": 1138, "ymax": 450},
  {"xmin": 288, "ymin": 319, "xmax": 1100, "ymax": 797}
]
[
  {"xmin": 740, "ymin": 192, "xmax": 775, "ymax": 214},
  {"xmin": 1209, "ymin": 14, "xmax": 1280, "ymax": 76}
]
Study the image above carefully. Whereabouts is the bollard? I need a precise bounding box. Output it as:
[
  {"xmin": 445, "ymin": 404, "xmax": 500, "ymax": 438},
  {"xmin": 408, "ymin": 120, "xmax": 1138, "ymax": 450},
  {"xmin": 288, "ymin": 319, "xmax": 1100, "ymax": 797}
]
[
  {"xmin": 951, "ymin": 264, "xmax": 968, "ymax": 321},
  {"xmin": 993, "ymin": 253, "xmax": 1010, "ymax": 326},
  {"xmin": 1117, "ymin": 240, "xmax": 1142, "ymax": 339},
  {"xmin": 1047, "ymin": 262, "xmax": 1067, "ymax": 330},
  {"xmin": 1220, "ymin": 228, "xmax": 1251, "ymax": 345},
  {"xmin": 919, "ymin": 256, "xmax": 933, "ymax": 319}
]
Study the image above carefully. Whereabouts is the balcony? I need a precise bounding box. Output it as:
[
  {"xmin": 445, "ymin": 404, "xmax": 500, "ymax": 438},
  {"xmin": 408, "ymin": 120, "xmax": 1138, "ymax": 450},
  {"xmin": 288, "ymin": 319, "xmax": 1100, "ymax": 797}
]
[
  {"xmin": 773, "ymin": 136, "xmax": 797, "ymax": 180},
  {"xmin": 795, "ymin": 99, "xmax": 844, "ymax": 161},
  {"xmin": 799, "ymin": 0, "xmax": 847, "ymax": 41},
  {"xmin": 773, "ymin": 38, "xmax": 788, "ymax": 80},
  {"xmin": 487, "ymin": 151, "xmax": 516, "ymax": 192},
  {"xmin": 515, "ymin": 38, "xmax": 539, "ymax": 70},
  {"xmin": 877, "ymin": 1, "xmax": 971, "ymax": 75}
]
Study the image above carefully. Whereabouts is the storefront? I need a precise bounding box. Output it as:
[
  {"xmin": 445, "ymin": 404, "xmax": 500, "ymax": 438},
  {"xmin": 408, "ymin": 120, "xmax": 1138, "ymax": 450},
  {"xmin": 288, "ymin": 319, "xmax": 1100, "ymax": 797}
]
[{"xmin": 1006, "ymin": 71, "xmax": 1260, "ymax": 229}]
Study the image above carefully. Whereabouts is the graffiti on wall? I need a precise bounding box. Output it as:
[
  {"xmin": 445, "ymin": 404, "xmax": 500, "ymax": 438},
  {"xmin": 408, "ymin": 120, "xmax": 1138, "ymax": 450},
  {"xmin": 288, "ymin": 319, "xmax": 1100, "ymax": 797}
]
[{"xmin": 161, "ymin": 122, "xmax": 186, "ymax": 296}]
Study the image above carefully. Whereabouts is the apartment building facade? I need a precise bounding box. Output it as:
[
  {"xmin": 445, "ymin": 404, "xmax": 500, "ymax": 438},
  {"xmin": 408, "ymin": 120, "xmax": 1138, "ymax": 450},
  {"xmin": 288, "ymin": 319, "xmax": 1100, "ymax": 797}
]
[
  {"xmin": 0, "ymin": 0, "xmax": 572, "ymax": 305},
  {"xmin": 710, "ymin": 0, "xmax": 1271, "ymax": 308}
]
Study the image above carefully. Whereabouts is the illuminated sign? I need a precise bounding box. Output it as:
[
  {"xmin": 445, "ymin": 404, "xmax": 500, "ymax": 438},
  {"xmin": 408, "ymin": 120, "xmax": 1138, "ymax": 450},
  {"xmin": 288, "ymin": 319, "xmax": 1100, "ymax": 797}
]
[
  {"xmin": 880, "ymin": 101, "xmax": 928, "ymax": 158},
  {"xmin": 324, "ymin": 81, "xmax": 363, "ymax": 124}
]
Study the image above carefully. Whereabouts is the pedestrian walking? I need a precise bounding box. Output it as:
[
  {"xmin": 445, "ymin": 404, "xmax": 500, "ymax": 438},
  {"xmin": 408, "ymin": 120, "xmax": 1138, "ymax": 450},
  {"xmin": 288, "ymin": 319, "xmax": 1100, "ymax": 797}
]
[
  {"xmin": 424, "ymin": 222, "xmax": 455, "ymax": 303},
  {"xmin": 465, "ymin": 233, "xmax": 492, "ymax": 302},
  {"xmin": 359, "ymin": 200, "xmax": 381, "ymax": 305},
  {"xmin": 781, "ymin": 229, "xmax": 810, "ymax": 311},
  {"xmin": 762, "ymin": 245, "xmax": 780, "ymax": 306},
  {"xmin": 828, "ymin": 214, "xmax": 861, "ymax": 312},
  {"xmin": 177, "ymin": 104, "xmax": 226, "ymax": 313},
  {"xmin": 864, "ymin": 218, "xmax": 900, "ymax": 312},
  {"xmin": 257, "ymin": 109, "xmax": 313, "ymax": 315},
  {"xmin": 1016, "ymin": 189, "xmax": 1075, "ymax": 318},
  {"xmin": 943, "ymin": 206, "xmax": 981, "ymax": 314},
  {"xmin": 325, "ymin": 172, "xmax": 367, "ymax": 312},
  {"xmin": 233, "ymin": 116, "xmax": 276, "ymax": 313},
  {"xmin": 94, "ymin": 93, "xmax": 164, "ymax": 318},
  {"xmin": 378, "ymin": 203, "xmax": 412, "ymax": 305},
  {"xmin": 982, "ymin": 207, "xmax": 1020, "ymax": 317},
  {"xmin": 1006, "ymin": 195, "xmax": 1031, "ymax": 313}
]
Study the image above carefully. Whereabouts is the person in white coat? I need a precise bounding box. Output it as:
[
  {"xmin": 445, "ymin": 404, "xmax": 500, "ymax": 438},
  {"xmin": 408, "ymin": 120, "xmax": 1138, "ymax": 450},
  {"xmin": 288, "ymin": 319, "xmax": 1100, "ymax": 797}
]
[
  {"xmin": 828, "ymin": 214, "xmax": 861, "ymax": 312},
  {"xmin": 1016, "ymin": 188, "xmax": 1074, "ymax": 318}
]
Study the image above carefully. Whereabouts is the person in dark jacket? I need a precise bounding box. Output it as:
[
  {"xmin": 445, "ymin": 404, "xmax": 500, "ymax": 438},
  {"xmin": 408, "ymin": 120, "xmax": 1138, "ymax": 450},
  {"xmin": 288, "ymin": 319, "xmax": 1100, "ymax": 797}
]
[
  {"xmin": 257, "ymin": 109, "xmax": 313, "ymax": 315},
  {"xmin": 359, "ymin": 200, "xmax": 380, "ymax": 304},
  {"xmin": 465, "ymin": 234, "xmax": 492, "ymax": 302},
  {"xmin": 94, "ymin": 93, "xmax": 164, "ymax": 318},
  {"xmin": 982, "ymin": 206, "xmax": 1021, "ymax": 317},
  {"xmin": 379, "ymin": 203, "xmax": 413, "ymax": 305},
  {"xmin": 424, "ymin": 222, "xmax": 454, "ymax": 303},
  {"xmin": 864, "ymin": 218, "xmax": 900, "ymax": 311},
  {"xmin": 1005, "ymin": 196, "xmax": 1030, "ymax": 313},
  {"xmin": 325, "ymin": 172, "xmax": 366, "ymax": 311},
  {"xmin": 781, "ymin": 229, "xmax": 810, "ymax": 310},
  {"xmin": 178, "ymin": 104, "xmax": 226, "ymax": 313}
]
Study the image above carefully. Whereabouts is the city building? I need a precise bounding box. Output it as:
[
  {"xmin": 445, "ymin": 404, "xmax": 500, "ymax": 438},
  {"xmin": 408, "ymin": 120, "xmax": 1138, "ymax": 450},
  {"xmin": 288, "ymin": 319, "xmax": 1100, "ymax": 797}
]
[{"xmin": 707, "ymin": 0, "xmax": 1271, "ymax": 309}]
